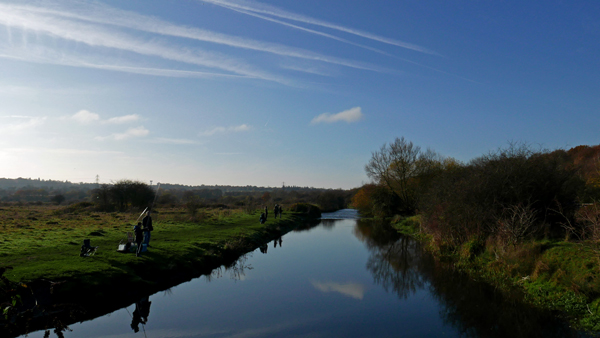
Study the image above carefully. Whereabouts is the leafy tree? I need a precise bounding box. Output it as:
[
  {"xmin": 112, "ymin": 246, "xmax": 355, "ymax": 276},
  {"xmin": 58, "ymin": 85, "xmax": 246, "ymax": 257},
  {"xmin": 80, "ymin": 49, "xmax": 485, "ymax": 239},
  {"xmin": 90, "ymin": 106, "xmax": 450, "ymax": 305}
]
[
  {"xmin": 261, "ymin": 192, "xmax": 271, "ymax": 203},
  {"xmin": 91, "ymin": 180, "xmax": 155, "ymax": 211},
  {"xmin": 50, "ymin": 194, "xmax": 66, "ymax": 205}
]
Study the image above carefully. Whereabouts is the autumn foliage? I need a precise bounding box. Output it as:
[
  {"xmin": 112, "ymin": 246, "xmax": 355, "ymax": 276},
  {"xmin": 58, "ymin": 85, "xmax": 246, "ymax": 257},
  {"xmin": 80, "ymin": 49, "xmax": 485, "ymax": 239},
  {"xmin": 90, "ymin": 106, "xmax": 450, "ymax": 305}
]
[{"xmin": 358, "ymin": 139, "xmax": 600, "ymax": 248}]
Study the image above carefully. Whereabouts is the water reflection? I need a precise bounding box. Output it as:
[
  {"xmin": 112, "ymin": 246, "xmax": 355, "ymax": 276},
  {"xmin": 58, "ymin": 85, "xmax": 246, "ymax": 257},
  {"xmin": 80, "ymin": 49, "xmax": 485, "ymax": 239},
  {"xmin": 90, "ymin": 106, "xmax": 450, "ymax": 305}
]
[
  {"xmin": 311, "ymin": 281, "xmax": 366, "ymax": 300},
  {"xmin": 273, "ymin": 236, "xmax": 283, "ymax": 248},
  {"xmin": 129, "ymin": 296, "xmax": 151, "ymax": 334},
  {"xmin": 355, "ymin": 219, "xmax": 583, "ymax": 338},
  {"xmin": 13, "ymin": 210, "xmax": 590, "ymax": 338},
  {"xmin": 204, "ymin": 253, "xmax": 253, "ymax": 282}
]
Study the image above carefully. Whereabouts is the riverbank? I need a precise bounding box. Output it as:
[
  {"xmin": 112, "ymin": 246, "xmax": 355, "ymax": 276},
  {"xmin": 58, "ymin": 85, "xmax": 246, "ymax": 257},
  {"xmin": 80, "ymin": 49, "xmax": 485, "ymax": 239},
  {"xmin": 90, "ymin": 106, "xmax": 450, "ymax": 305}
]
[
  {"xmin": 390, "ymin": 215, "xmax": 600, "ymax": 333},
  {"xmin": 0, "ymin": 204, "xmax": 320, "ymax": 336}
]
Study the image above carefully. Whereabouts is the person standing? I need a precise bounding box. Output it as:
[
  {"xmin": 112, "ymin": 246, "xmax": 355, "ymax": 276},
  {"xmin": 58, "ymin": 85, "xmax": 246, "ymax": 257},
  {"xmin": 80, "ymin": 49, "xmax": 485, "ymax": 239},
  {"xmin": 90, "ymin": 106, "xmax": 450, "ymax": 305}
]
[
  {"xmin": 273, "ymin": 204, "xmax": 279, "ymax": 219},
  {"xmin": 142, "ymin": 210, "xmax": 153, "ymax": 246},
  {"xmin": 133, "ymin": 222, "xmax": 144, "ymax": 257},
  {"xmin": 264, "ymin": 206, "xmax": 268, "ymax": 221}
]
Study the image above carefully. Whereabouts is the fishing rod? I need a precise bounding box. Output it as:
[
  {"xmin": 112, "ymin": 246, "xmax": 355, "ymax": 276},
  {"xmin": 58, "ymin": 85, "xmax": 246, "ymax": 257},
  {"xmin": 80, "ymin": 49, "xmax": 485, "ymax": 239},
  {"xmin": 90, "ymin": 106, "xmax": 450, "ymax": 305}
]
[
  {"xmin": 134, "ymin": 183, "xmax": 161, "ymax": 223},
  {"xmin": 151, "ymin": 183, "xmax": 161, "ymax": 210},
  {"xmin": 136, "ymin": 207, "xmax": 148, "ymax": 224}
]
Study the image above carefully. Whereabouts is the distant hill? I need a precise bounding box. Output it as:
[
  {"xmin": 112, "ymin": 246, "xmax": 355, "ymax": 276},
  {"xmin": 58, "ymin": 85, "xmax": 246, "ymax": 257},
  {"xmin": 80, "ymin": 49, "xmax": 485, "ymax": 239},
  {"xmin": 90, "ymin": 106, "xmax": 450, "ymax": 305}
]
[
  {"xmin": 0, "ymin": 178, "xmax": 334, "ymax": 193},
  {"xmin": 0, "ymin": 178, "xmax": 97, "ymax": 190}
]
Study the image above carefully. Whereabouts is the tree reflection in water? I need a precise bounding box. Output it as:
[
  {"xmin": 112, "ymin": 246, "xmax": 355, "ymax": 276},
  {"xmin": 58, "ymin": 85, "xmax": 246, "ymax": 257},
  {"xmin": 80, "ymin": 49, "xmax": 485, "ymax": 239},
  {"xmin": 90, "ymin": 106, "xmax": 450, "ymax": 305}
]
[
  {"xmin": 355, "ymin": 219, "xmax": 429, "ymax": 299},
  {"xmin": 354, "ymin": 219, "xmax": 584, "ymax": 338},
  {"xmin": 204, "ymin": 254, "xmax": 253, "ymax": 282}
]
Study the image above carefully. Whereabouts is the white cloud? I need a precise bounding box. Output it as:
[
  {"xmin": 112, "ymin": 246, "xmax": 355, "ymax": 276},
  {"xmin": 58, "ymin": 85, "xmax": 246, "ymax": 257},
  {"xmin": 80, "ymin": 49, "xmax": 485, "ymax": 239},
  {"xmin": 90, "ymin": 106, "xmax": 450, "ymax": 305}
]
[
  {"xmin": 104, "ymin": 114, "xmax": 140, "ymax": 124},
  {"xmin": 232, "ymin": 124, "xmax": 251, "ymax": 132},
  {"xmin": 96, "ymin": 126, "xmax": 149, "ymax": 141},
  {"xmin": 71, "ymin": 110, "xmax": 100, "ymax": 124},
  {"xmin": 0, "ymin": 116, "xmax": 47, "ymax": 133},
  {"xmin": 150, "ymin": 138, "xmax": 199, "ymax": 145},
  {"xmin": 311, "ymin": 280, "xmax": 366, "ymax": 300},
  {"xmin": 199, "ymin": 124, "xmax": 252, "ymax": 136},
  {"xmin": 69, "ymin": 111, "xmax": 141, "ymax": 125},
  {"xmin": 311, "ymin": 107, "xmax": 363, "ymax": 124}
]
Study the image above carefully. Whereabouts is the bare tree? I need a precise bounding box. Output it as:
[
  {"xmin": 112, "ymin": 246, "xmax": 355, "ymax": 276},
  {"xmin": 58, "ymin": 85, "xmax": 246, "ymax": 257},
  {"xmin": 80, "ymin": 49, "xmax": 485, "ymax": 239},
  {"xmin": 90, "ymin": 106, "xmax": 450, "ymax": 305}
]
[
  {"xmin": 576, "ymin": 203, "xmax": 600, "ymax": 243},
  {"xmin": 496, "ymin": 203, "xmax": 537, "ymax": 246},
  {"xmin": 365, "ymin": 137, "xmax": 443, "ymax": 214}
]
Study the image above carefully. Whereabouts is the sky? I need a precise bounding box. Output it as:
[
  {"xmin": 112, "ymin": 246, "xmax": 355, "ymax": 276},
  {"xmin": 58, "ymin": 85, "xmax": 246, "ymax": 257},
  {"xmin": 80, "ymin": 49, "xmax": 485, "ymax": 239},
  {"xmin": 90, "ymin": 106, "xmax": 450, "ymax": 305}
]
[{"xmin": 0, "ymin": 0, "xmax": 599, "ymax": 189}]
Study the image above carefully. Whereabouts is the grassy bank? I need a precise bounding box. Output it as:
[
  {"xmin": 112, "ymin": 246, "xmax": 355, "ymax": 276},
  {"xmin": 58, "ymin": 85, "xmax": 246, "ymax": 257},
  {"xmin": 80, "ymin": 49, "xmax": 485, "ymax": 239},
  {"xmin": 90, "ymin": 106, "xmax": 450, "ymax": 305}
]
[
  {"xmin": 391, "ymin": 216, "xmax": 600, "ymax": 332},
  {"xmin": 0, "ymin": 204, "xmax": 317, "ymax": 335}
]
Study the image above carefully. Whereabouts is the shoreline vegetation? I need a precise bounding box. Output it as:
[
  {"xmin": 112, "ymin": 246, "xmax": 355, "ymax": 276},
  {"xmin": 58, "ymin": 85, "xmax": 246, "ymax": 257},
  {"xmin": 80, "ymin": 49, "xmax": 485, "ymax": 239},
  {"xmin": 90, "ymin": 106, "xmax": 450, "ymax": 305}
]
[
  {"xmin": 353, "ymin": 138, "xmax": 600, "ymax": 332},
  {"xmin": 0, "ymin": 202, "xmax": 322, "ymax": 337}
]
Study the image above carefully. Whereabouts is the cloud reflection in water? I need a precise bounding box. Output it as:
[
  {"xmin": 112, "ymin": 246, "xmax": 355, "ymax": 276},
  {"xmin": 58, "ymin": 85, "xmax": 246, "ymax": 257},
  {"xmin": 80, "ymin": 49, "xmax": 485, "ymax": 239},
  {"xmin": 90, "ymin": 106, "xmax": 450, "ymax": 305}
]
[{"xmin": 311, "ymin": 280, "xmax": 366, "ymax": 300}]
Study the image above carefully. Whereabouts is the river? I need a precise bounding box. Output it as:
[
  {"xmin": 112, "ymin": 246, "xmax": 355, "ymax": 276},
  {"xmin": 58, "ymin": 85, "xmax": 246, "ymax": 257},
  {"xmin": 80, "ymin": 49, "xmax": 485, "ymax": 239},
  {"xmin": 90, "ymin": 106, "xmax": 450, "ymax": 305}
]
[{"xmin": 20, "ymin": 209, "xmax": 586, "ymax": 338}]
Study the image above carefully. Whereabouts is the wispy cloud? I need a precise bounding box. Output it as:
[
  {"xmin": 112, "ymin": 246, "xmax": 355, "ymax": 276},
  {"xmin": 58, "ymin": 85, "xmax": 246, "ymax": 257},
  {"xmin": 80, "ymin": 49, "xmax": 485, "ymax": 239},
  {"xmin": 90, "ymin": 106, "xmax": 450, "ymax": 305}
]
[
  {"xmin": 2, "ymin": 147, "xmax": 123, "ymax": 155},
  {"xmin": 68, "ymin": 110, "xmax": 140, "ymax": 125},
  {"xmin": 311, "ymin": 107, "xmax": 363, "ymax": 124},
  {"xmin": 150, "ymin": 138, "xmax": 199, "ymax": 145},
  {"xmin": 11, "ymin": 1, "xmax": 388, "ymax": 72},
  {"xmin": 0, "ymin": 3, "xmax": 290, "ymax": 84},
  {"xmin": 71, "ymin": 110, "xmax": 100, "ymax": 124},
  {"xmin": 280, "ymin": 63, "xmax": 335, "ymax": 77},
  {"xmin": 0, "ymin": 116, "xmax": 47, "ymax": 133},
  {"xmin": 199, "ymin": 0, "xmax": 437, "ymax": 55},
  {"xmin": 199, "ymin": 124, "xmax": 252, "ymax": 136},
  {"xmin": 96, "ymin": 126, "xmax": 149, "ymax": 141},
  {"xmin": 213, "ymin": 5, "xmax": 395, "ymax": 58},
  {"xmin": 104, "ymin": 114, "xmax": 140, "ymax": 124},
  {"xmin": 311, "ymin": 280, "xmax": 366, "ymax": 300},
  {"xmin": 0, "ymin": 43, "xmax": 254, "ymax": 80}
]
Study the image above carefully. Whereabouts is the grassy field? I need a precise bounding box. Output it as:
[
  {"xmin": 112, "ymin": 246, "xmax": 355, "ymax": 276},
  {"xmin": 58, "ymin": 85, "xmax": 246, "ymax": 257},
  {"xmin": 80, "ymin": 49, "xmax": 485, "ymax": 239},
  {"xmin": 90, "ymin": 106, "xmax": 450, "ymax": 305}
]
[{"xmin": 0, "ymin": 204, "xmax": 302, "ymax": 299}]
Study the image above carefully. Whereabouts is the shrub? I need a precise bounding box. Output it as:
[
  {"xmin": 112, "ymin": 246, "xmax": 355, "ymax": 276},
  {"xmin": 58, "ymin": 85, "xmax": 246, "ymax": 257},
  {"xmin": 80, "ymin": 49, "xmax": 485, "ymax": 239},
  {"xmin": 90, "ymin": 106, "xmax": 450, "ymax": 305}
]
[
  {"xmin": 289, "ymin": 203, "xmax": 321, "ymax": 218},
  {"xmin": 316, "ymin": 190, "xmax": 346, "ymax": 212},
  {"xmin": 420, "ymin": 143, "xmax": 584, "ymax": 248}
]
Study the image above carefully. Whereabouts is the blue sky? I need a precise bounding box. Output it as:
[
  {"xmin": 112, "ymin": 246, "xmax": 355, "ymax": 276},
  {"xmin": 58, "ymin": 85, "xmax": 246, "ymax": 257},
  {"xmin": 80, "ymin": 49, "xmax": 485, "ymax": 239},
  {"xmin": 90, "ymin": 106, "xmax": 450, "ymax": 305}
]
[{"xmin": 0, "ymin": 0, "xmax": 598, "ymax": 189}]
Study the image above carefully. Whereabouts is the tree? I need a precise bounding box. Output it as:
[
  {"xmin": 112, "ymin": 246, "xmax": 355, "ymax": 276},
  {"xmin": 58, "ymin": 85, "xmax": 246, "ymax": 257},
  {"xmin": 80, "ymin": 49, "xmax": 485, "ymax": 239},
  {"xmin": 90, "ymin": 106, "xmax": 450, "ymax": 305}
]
[
  {"xmin": 261, "ymin": 192, "xmax": 271, "ymax": 203},
  {"xmin": 50, "ymin": 194, "xmax": 66, "ymax": 205},
  {"xmin": 316, "ymin": 190, "xmax": 346, "ymax": 212},
  {"xmin": 92, "ymin": 180, "xmax": 155, "ymax": 211},
  {"xmin": 365, "ymin": 137, "xmax": 444, "ymax": 215}
]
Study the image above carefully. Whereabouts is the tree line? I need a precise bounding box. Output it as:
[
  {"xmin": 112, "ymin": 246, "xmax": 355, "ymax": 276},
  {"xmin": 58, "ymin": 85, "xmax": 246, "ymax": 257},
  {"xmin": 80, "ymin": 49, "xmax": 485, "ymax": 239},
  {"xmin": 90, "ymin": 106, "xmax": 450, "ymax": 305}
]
[
  {"xmin": 0, "ymin": 178, "xmax": 354, "ymax": 213},
  {"xmin": 353, "ymin": 137, "xmax": 600, "ymax": 248}
]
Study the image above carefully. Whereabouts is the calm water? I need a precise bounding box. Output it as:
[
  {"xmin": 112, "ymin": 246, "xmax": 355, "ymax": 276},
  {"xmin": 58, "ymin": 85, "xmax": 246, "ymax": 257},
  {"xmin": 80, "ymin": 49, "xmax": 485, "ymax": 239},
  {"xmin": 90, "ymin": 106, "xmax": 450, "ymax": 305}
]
[{"xmin": 21, "ymin": 210, "xmax": 585, "ymax": 338}]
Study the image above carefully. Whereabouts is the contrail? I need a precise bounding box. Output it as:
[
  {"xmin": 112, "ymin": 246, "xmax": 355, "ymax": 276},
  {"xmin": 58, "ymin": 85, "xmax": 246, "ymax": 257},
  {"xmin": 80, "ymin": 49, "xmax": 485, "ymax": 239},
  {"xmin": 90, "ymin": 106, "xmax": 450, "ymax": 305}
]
[
  {"xmin": 7, "ymin": 1, "xmax": 389, "ymax": 72},
  {"xmin": 198, "ymin": 0, "xmax": 439, "ymax": 55},
  {"xmin": 0, "ymin": 4, "xmax": 292, "ymax": 85}
]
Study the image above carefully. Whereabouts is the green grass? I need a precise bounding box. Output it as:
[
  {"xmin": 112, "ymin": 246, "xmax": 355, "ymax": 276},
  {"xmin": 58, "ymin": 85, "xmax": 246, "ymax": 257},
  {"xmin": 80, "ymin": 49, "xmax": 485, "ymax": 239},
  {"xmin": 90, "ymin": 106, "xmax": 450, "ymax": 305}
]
[
  {"xmin": 391, "ymin": 213, "xmax": 600, "ymax": 332},
  {"xmin": 0, "ymin": 205, "xmax": 300, "ymax": 296}
]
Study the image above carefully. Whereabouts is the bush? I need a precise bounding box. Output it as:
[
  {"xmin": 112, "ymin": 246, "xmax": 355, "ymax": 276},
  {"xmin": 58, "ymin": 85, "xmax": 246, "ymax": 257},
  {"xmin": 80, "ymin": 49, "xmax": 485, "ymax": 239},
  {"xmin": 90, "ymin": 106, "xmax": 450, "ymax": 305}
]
[
  {"xmin": 289, "ymin": 203, "xmax": 321, "ymax": 218},
  {"xmin": 420, "ymin": 143, "xmax": 584, "ymax": 247},
  {"xmin": 56, "ymin": 201, "xmax": 94, "ymax": 214},
  {"xmin": 351, "ymin": 184, "xmax": 401, "ymax": 218},
  {"xmin": 316, "ymin": 190, "xmax": 346, "ymax": 212}
]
